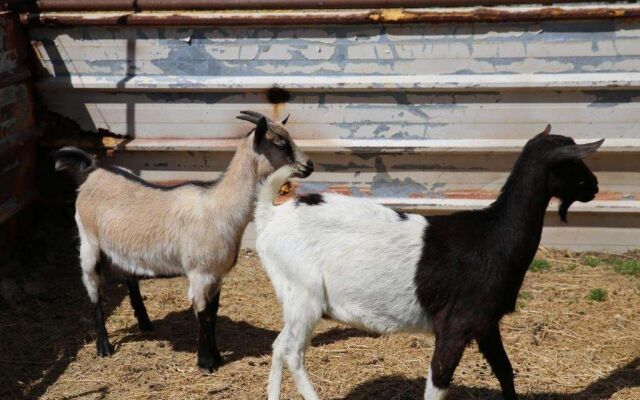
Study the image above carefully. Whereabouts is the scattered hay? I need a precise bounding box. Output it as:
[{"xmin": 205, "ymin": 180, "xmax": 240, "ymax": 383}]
[{"xmin": 1, "ymin": 249, "xmax": 638, "ymax": 399}]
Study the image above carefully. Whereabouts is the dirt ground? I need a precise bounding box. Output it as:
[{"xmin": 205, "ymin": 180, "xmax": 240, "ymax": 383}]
[{"xmin": 1, "ymin": 229, "xmax": 639, "ymax": 400}]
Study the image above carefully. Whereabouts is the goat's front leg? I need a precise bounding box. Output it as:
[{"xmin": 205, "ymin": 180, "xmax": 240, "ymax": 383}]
[
  {"xmin": 126, "ymin": 279, "xmax": 153, "ymax": 331},
  {"xmin": 425, "ymin": 330, "xmax": 472, "ymax": 400},
  {"xmin": 188, "ymin": 270, "xmax": 223, "ymax": 372},
  {"xmin": 196, "ymin": 290, "xmax": 223, "ymax": 372},
  {"xmin": 476, "ymin": 324, "xmax": 518, "ymax": 400}
]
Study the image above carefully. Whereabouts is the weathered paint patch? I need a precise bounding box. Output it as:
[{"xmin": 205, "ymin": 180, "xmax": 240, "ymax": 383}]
[
  {"xmin": 371, "ymin": 156, "xmax": 428, "ymax": 198},
  {"xmin": 586, "ymin": 90, "xmax": 640, "ymax": 107},
  {"xmin": 295, "ymin": 181, "xmax": 330, "ymax": 195},
  {"xmin": 29, "ymin": 20, "xmax": 640, "ymax": 78},
  {"xmin": 38, "ymin": 88, "xmax": 640, "ymax": 140},
  {"xmin": 26, "ymin": 18, "xmax": 640, "ymax": 253},
  {"xmin": 319, "ymin": 161, "xmax": 369, "ymax": 172}
]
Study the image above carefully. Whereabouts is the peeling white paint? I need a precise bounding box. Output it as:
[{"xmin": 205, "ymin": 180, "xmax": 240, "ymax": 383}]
[{"xmin": 28, "ymin": 20, "xmax": 640, "ymax": 253}]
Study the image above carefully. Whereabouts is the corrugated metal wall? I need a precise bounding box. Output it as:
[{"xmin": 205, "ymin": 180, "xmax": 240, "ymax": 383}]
[
  {"xmin": 0, "ymin": 10, "xmax": 36, "ymax": 256},
  {"xmin": 23, "ymin": 3, "xmax": 640, "ymax": 251}
]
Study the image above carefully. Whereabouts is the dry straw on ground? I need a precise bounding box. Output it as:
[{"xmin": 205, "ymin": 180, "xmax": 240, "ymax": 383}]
[{"xmin": 1, "ymin": 249, "xmax": 639, "ymax": 400}]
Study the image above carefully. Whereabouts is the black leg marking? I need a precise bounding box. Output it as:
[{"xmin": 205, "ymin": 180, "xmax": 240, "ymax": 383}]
[
  {"xmin": 197, "ymin": 291, "xmax": 223, "ymax": 372},
  {"xmin": 430, "ymin": 331, "xmax": 472, "ymax": 391},
  {"xmin": 476, "ymin": 325, "xmax": 518, "ymax": 400},
  {"xmin": 94, "ymin": 296, "xmax": 113, "ymax": 357},
  {"xmin": 127, "ymin": 279, "xmax": 153, "ymax": 332}
]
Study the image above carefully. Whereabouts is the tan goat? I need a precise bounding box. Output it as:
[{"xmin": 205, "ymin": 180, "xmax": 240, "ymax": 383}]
[{"xmin": 54, "ymin": 111, "xmax": 313, "ymax": 372}]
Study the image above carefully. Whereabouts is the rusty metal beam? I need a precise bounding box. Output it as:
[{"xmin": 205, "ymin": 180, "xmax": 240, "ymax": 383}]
[
  {"xmin": 34, "ymin": 0, "xmax": 596, "ymax": 11},
  {"xmin": 20, "ymin": 5, "xmax": 640, "ymax": 26}
]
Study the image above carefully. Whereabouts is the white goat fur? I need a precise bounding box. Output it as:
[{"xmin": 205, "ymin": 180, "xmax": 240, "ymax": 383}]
[{"xmin": 255, "ymin": 166, "xmax": 437, "ymax": 400}]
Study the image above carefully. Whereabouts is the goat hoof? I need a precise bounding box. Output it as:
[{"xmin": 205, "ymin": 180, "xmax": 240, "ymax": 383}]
[
  {"xmin": 96, "ymin": 339, "xmax": 113, "ymax": 357},
  {"xmin": 138, "ymin": 320, "xmax": 153, "ymax": 332},
  {"xmin": 198, "ymin": 353, "xmax": 223, "ymax": 373}
]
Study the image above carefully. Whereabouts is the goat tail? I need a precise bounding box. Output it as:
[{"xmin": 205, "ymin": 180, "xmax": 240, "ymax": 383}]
[
  {"xmin": 54, "ymin": 146, "xmax": 97, "ymax": 184},
  {"xmin": 256, "ymin": 165, "xmax": 297, "ymax": 222}
]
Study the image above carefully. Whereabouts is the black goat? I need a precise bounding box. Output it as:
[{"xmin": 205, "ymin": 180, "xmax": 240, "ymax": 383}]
[{"xmin": 254, "ymin": 125, "xmax": 603, "ymax": 400}]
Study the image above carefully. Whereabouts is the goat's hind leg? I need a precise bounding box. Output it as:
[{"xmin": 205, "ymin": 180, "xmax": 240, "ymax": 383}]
[
  {"xmin": 425, "ymin": 329, "xmax": 472, "ymax": 400},
  {"xmin": 267, "ymin": 330, "xmax": 286, "ymax": 400},
  {"xmin": 78, "ymin": 222, "xmax": 112, "ymax": 356},
  {"xmin": 92, "ymin": 288, "xmax": 112, "ymax": 357},
  {"xmin": 127, "ymin": 279, "xmax": 153, "ymax": 331},
  {"xmin": 272, "ymin": 295, "xmax": 322, "ymax": 400}
]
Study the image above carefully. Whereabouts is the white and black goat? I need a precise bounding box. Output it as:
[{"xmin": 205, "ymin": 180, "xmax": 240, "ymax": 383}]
[
  {"xmin": 255, "ymin": 125, "xmax": 603, "ymax": 400},
  {"xmin": 54, "ymin": 111, "xmax": 313, "ymax": 372}
]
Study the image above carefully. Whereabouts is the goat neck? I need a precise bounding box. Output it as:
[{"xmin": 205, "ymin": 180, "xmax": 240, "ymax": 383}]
[
  {"xmin": 210, "ymin": 135, "xmax": 261, "ymax": 230},
  {"xmin": 490, "ymin": 154, "xmax": 552, "ymax": 272}
]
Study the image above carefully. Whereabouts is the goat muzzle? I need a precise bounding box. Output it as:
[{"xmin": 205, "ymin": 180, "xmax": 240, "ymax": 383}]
[{"xmin": 296, "ymin": 160, "xmax": 314, "ymax": 178}]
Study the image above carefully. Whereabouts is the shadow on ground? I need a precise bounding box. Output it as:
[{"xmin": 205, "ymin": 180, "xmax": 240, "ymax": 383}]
[
  {"xmin": 343, "ymin": 357, "xmax": 640, "ymax": 400},
  {"xmin": 0, "ymin": 179, "xmax": 369, "ymax": 400},
  {"xmin": 116, "ymin": 308, "xmax": 374, "ymax": 365},
  {"xmin": 0, "ymin": 213, "xmax": 128, "ymax": 400},
  {"xmin": 0, "ymin": 158, "xmax": 370, "ymax": 399},
  {"xmin": 0, "ymin": 161, "xmax": 128, "ymax": 398},
  {"xmin": 1, "ymin": 241, "xmax": 370, "ymax": 400}
]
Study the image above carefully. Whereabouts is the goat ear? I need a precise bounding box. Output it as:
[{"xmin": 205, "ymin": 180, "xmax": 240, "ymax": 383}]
[
  {"xmin": 549, "ymin": 139, "xmax": 604, "ymax": 163},
  {"xmin": 253, "ymin": 117, "xmax": 269, "ymax": 146},
  {"xmin": 534, "ymin": 124, "xmax": 551, "ymax": 139},
  {"xmin": 280, "ymin": 114, "xmax": 290, "ymax": 125},
  {"xmin": 541, "ymin": 124, "xmax": 551, "ymax": 136}
]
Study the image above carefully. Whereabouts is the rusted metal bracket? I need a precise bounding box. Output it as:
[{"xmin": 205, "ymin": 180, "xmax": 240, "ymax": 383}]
[{"xmin": 20, "ymin": 5, "xmax": 640, "ymax": 26}]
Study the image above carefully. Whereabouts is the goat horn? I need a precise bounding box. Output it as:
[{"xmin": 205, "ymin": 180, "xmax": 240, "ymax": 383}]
[
  {"xmin": 239, "ymin": 110, "xmax": 268, "ymax": 119},
  {"xmin": 550, "ymin": 138, "xmax": 605, "ymax": 162},
  {"xmin": 280, "ymin": 114, "xmax": 290, "ymax": 125},
  {"xmin": 541, "ymin": 124, "xmax": 551, "ymax": 136},
  {"xmin": 236, "ymin": 114, "xmax": 261, "ymax": 124}
]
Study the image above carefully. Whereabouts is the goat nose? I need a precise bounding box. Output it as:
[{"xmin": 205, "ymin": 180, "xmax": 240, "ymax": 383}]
[{"xmin": 306, "ymin": 160, "xmax": 314, "ymax": 170}]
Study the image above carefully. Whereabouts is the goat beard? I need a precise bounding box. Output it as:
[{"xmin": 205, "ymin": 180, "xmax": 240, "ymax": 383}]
[{"xmin": 559, "ymin": 199, "xmax": 574, "ymax": 223}]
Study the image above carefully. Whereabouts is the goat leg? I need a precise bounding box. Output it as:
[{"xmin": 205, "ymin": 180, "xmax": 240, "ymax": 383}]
[
  {"xmin": 425, "ymin": 330, "xmax": 471, "ymax": 400},
  {"xmin": 94, "ymin": 295, "xmax": 113, "ymax": 357},
  {"xmin": 126, "ymin": 279, "xmax": 153, "ymax": 331},
  {"xmin": 476, "ymin": 324, "xmax": 518, "ymax": 400},
  {"xmin": 197, "ymin": 291, "xmax": 223, "ymax": 372}
]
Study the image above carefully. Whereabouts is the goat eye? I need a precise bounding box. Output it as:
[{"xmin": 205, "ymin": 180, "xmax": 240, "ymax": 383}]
[
  {"xmin": 274, "ymin": 139, "xmax": 286, "ymax": 148},
  {"xmin": 578, "ymin": 180, "xmax": 585, "ymax": 185}
]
